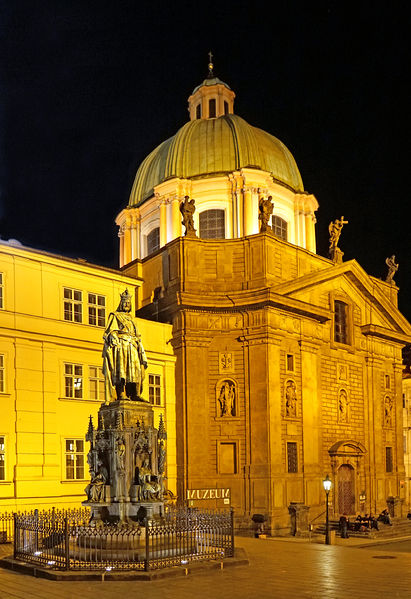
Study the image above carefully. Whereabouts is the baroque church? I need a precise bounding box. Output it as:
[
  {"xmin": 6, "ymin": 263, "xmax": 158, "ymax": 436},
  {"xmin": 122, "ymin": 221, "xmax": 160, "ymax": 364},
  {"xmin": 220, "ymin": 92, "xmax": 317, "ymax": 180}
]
[{"xmin": 1, "ymin": 62, "xmax": 410, "ymax": 533}]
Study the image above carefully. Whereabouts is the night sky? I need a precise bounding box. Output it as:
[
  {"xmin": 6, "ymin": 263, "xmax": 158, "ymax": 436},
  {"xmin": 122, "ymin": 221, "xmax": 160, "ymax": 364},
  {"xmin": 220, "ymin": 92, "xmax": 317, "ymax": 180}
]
[{"xmin": 1, "ymin": 2, "xmax": 410, "ymax": 319}]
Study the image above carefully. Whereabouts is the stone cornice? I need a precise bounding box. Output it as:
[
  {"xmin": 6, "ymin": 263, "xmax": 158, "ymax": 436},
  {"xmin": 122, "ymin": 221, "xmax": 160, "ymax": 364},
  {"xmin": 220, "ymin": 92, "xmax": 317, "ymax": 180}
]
[
  {"xmin": 361, "ymin": 324, "xmax": 411, "ymax": 346},
  {"xmin": 176, "ymin": 289, "xmax": 330, "ymax": 323}
]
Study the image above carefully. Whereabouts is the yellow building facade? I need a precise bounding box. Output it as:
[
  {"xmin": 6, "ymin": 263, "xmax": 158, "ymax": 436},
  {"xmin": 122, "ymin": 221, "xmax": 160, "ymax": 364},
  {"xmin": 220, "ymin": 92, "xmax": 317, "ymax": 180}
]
[{"xmin": 0, "ymin": 240, "xmax": 176, "ymax": 511}]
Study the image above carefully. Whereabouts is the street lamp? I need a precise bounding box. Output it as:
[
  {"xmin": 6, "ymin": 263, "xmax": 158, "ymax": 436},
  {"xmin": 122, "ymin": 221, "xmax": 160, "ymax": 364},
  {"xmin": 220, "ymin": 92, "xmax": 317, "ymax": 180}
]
[{"xmin": 323, "ymin": 474, "xmax": 332, "ymax": 545}]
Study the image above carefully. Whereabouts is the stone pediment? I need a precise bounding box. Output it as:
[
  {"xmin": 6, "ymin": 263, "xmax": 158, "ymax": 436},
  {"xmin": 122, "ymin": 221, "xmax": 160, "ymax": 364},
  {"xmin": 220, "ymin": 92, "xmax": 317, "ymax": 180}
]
[
  {"xmin": 328, "ymin": 439, "xmax": 367, "ymax": 457},
  {"xmin": 272, "ymin": 259, "xmax": 411, "ymax": 340}
]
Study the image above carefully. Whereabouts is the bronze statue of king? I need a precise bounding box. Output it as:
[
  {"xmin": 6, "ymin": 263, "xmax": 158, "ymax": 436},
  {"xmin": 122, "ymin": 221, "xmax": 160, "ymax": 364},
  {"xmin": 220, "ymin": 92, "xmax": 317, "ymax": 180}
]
[{"xmin": 102, "ymin": 289, "xmax": 148, "ymax": 403}]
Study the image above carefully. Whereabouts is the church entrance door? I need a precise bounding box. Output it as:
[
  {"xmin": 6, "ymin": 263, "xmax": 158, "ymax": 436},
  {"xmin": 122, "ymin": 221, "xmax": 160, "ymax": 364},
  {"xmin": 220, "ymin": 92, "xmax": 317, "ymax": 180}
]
[{"xmin": 338, "ymin": 464, "xmax": 355, "ymax": 514}]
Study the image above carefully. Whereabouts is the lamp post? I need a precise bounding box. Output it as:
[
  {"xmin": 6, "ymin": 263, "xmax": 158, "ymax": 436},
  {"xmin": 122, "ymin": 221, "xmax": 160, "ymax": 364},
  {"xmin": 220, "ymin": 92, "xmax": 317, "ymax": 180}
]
[{"xmin": 323, "ymin": 474, "xmax": 332, "ymax": 545}]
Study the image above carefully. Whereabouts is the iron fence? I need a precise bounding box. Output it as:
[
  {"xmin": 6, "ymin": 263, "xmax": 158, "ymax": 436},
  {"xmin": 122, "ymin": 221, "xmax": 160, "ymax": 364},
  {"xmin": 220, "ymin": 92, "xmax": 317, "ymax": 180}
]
[
  {"xmin": 13, "ymin": 507, "xmax": 234, "ymax": 571},
  {"xmin": 0, "ymin": 507, "xmax": 89, "ymax": 544},
  {"xmin": 0, "ymin": 512, "xmax": 14, "ymax": 543}
]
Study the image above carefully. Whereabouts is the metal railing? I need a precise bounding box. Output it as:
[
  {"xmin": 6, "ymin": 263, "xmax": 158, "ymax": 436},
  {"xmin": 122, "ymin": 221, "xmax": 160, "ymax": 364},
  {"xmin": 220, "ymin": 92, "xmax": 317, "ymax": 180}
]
[
  {"xmin": 1, "ymin": 508, "xmax": 90, "ymax": 544},
  {"xmin": 13, "ymin": 507, "xmax": 234, "ymax": 571}
]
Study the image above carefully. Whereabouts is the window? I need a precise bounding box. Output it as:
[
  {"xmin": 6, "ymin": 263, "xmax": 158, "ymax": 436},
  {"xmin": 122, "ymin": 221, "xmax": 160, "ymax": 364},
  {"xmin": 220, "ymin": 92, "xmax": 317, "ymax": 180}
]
[
  {"xmin": 63, "ymin": 288, "xmax": 82, "ymax": 323},
  {"xmin": 0, "ymin": 436, "xmax": 5, "ymax": 480},
  {"xmin": 196, "ymin": 103, "xmax": 201, "ymax": 119},
  {"xmin": 0, "ymin": 355, "xmax": 4, "ymax": 393},
  {"xmin": 147, "ymin": 227, "xmax": 160, "ymax": 255},
  {"xmin": 88, "ymin": 293, "xmax": 106, "ymax": 327},
  {"xmin": 286, "ymin": 354, "xmax": 295, "ymax": 372},
  {"xmin": 272, "ymin": 216, "xmax": 288, "ymax": 241},
  {"xmin": 149, "ymin": 374, "xmax": 161, "ymax": 406},
  {"xmin": 209, "ymin": 98, "xmax": 216, "ymax": 118},
  {"xmin": 65, "ymin": 439, "xmax": 85, "ymax": 480},
  {"xmin": 385, "ymin": 446, "xmax": 393, "ymax": 473},
  {"xmin": 218, "ymin": 442, "xmax": 237, "ymax": 474},
  {"xmin": 224, "ymin": 101, "xmax": 229, "ymax": 115},
  {"xmin": 89, "ymin": 366, "xmax": 105, "ymax": 401},
  {"xmin": 64, "ymin": 363, "xmax": 83, "ymax": 398},
  {"xmin": 287, "ymin": 442, "xmax": 298, "ymax": 473},
  {"xmin": 403, "ymin": 394, "xmax": 406, "ymax": 409},
  {"xmin": 385, "ymin": 374, "xmax": 391, "ymax": 390},
  {"xmin": 199, "ymin": 209, "xmax": 225, "ymax": 239},
  {"xmin": 0, "ymin": 272, "xmax": 3, "ymax": 309},
  {"xmin": 334, "ymin": 300, "xmax": 349, "ymax": 345}
]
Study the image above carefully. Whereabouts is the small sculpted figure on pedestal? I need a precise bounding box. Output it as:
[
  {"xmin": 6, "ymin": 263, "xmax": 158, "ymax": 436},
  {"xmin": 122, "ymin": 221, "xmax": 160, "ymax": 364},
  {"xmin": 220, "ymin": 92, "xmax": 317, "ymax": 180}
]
[
  {"xmin": 259, "ymin": 196, "xmax": 274, "ymax": 233},
  {"xmin": 385, "ymin": 255, "xmax": 398, "ymax": 284},
  {"xmin": 328, "ymin": 216, "xmax": 348, "ymax": 263},
  {"xmin": 85, "ymin": 461, "xmax": 108, "ymax": 503},
  {"xmin": 180, "ymin": 196, "xmax": 197, "ymax": 236},
  {"xmin": 102, "ymin": 289, "xmax": 148, "ymax": 403}
]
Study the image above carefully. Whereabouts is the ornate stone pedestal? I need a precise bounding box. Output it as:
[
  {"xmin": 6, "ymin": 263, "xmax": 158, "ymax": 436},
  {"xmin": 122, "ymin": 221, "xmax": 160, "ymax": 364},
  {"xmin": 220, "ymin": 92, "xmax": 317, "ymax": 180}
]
[{"xmin": 83, "ymin": 399, "xmax": 167, "ymax": 525}]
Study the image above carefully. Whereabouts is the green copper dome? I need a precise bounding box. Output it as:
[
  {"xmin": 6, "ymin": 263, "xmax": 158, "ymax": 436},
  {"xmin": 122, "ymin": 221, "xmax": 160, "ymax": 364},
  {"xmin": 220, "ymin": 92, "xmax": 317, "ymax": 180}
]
[{"xmin": 128, "ymin": 114, "xmax": 304, "ymax": 207}]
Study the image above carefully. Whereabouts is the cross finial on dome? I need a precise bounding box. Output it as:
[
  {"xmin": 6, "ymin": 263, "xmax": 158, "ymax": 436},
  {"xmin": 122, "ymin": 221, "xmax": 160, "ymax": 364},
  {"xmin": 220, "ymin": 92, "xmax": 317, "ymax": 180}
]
[{"xmin": 207, "ymin": 51, "xmax": 214, "ymax": 78}]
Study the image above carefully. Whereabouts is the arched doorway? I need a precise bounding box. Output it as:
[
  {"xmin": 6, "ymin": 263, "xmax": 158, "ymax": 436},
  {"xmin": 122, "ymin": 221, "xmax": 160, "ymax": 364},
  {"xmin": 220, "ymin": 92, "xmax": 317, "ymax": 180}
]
[{"xmin": 338, "ymin": 464, "xmax": 355, "ymax": 514}]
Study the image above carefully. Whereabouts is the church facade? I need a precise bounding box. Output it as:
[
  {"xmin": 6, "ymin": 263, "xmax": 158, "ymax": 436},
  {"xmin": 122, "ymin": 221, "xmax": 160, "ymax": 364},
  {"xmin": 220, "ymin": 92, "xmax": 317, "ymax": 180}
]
[
  {"xmin": 120, "ymin": 66, "xmax": 411, "ymax": 532},
  {"xmin": 1, "ymin": 64, "xmax": 410, "ymax": 533}
]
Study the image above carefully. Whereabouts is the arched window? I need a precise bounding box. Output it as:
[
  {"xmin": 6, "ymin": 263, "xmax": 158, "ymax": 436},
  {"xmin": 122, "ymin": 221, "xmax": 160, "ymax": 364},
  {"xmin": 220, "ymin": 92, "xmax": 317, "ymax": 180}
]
[
  {"xmin": 147, "ymin": 227, "xmax": 160, "ymax": 255},
  {"xmin": 199, "ymin": 209, "xmax": 225, "ymax": 239},
  {"xmin": 209, "ymin": 98, "xmax": 216, "ymax": 118},
  {"xmin": 196, "ymin": 103, "xmax": 201, "ymax": 119},
  {"xmin": 272, "ymin": 216, "xmax": 288, "ymax": 241},
  {"xmin": 224, "ymin": 101, "xmax": 229, "ymax": 115}
]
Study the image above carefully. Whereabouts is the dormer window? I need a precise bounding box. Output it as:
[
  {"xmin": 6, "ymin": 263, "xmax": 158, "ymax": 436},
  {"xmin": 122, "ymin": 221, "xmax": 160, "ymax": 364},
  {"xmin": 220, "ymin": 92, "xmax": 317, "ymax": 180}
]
[
  {"xmin": 196, "ymin": 104, "xmax": 201, "ymax": 119},
  {"xmin": 209, "ymin": 99, "xmax": 216, "ymax": 118}
]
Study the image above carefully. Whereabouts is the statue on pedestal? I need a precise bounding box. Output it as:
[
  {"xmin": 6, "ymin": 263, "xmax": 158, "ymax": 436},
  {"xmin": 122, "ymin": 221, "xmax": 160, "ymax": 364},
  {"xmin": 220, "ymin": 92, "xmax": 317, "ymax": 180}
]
[
  {"xmin": 259, "ymin": 196, "xmax": 274, "ymax": 233},
  {"xmin": 180, "ymin": 196, "xmax": 197, "ymax": 236},
  {"xmin": 85, "ymin": 460, "xmax": 108, "ymax": 503},
  {"xmin": 102, "ymin": 289, "xmax": 148, "ymax": 403},
  {"xmin": 385, "ymin": 255, "xmax": 398, "ymax": 284},
  {"xmin": 328, "ymin": 216, "xmax": 348, "ymax": 263}
]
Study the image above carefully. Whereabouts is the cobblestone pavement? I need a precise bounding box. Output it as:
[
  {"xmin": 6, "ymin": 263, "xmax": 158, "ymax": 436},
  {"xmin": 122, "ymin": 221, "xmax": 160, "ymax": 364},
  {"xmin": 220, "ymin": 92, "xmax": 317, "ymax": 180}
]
[{"xmin": 1, "ymin": 537, "xmax": 411, "ymax": 599}]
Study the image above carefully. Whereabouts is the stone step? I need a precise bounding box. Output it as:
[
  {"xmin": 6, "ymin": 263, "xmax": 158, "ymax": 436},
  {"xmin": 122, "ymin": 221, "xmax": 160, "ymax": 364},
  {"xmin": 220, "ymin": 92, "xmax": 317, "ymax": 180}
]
[{"xmin": 314, "ymin": 518, "xmax": 411, "ymax": 539}]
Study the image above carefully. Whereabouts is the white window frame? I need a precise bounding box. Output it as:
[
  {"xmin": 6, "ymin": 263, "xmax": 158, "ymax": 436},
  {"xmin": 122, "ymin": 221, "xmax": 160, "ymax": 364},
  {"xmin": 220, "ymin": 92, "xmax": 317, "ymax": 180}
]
[
  {"xmin": 64, "ymin": 363, "xmax": 83, "ymax": 399},
  {"xmin": 64, "ymin": 438, "xmax": 85, "ymax": 480},
  {"xmin": 148, "ymin": 373, "xmax": 162, "ymax": 406},
  {"xmin": 63, "ymin": 287, "xmax": 83, "ymax": 323},
  {"xmin": 88, "ymin": 293, "xmax": 106, "ymax": 327},
  {"xmin": 89, "ymin": 365, "xmax": 105, "ymax": 401},
  {"xmin": 0, "ymin": 435, "xmax": 5, "ymax": 481},
  {"xmin": 0, "ymin": 354, "xmax": 4, "ymax": 393},
  {"xmin": 0, "ymin": 272, "xmax": 4, "ymax": 309}
]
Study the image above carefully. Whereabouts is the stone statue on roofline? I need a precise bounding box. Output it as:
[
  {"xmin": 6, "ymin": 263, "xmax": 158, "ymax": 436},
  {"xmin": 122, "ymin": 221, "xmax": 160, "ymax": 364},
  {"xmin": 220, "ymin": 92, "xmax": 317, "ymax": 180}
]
[
  {"xmin": 102, "ymin": 289, "xmax": 148, "ymax": 403},
  {"xmin": 385, "ymin": 255, "xmax": 398, "ymax": 284},
  {"xmin": 180, "ymin": 196, "xmax": 197, "ymax": 236},
  {"xmin": 328, "ymin": 216, "xmax": 348, "ymax": 263},
  {"xmin": 259, "ymin": 195, "xmax": 274, "ymax": 233}
]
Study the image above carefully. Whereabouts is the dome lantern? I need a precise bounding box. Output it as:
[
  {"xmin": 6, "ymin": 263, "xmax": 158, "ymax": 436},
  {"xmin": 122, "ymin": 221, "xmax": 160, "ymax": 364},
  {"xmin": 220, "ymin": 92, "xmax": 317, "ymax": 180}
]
[{"xmin": 188, "ymin": 54, "xmax": 235, "ymax": 120}]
